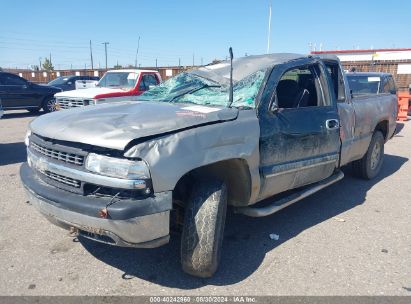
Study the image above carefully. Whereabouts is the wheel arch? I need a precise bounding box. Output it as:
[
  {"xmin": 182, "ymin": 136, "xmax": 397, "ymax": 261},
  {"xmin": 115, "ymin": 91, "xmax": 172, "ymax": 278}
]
[
  {"xmin": 374, "ymin": 119, "xmax": 388, "ymax": 141},
  {"xmin": 173, "ymin": 158, "xmax": 253, "ymax": 207}
]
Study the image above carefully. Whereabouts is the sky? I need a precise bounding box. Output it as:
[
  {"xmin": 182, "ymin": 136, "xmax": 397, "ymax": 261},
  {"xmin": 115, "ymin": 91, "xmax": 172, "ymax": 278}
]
[{"xmin": 1, "ymin": 0, "xmax": 410, "ymax": 70}]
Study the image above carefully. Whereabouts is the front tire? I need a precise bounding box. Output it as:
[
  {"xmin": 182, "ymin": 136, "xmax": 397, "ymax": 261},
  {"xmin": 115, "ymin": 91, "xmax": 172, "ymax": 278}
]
[
  {"xmin": 181, "ymin": 180, "xmax": 227, "ymax": 278},
  {"xmin": 352, "ymin": 131, "xmax": 385, "ymax": 179},
  {"xmin": 42, "ymin": 97, "xmax": 57, "ymax": 113}
]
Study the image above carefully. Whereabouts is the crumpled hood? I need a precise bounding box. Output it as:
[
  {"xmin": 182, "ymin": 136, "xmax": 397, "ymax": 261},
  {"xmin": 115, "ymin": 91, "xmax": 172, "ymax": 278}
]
[
  {"xmin": 54, "ymin": 87, "xmax": 129, "ymax": 99},
  {"xmin": 30, "ymin": 101, "xmax": 239, "ymax": 151}
]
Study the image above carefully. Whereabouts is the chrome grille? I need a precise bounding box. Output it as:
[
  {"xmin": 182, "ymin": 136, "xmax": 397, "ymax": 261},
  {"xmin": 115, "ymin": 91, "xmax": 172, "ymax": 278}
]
[
  {"xmin": 56, "ymin": 98, "xmax": 91, "ymax": 109},
  {"xmin": 43, "ymin": 171, "xmax": 81, "ymax": 188},
  {"xmin": 30, "ymin": 142, "xmax": 84, "ymax": 166}
]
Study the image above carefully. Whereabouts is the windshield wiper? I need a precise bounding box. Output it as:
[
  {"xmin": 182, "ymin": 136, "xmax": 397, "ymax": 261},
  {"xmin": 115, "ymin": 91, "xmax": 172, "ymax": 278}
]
[{"xmin": 167, "ymin": 84, "xmax": 220, "ymax": 103}]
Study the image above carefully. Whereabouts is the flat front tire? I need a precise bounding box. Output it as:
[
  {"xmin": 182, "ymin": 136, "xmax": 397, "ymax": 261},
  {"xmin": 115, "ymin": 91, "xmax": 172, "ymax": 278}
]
[
  {"xmin": 353, "ymin": 131, "xmax": 385, "ymax": 179},
  {"xmin": 181, "ymin": 180, "xmax": 227, "ymax": 278}
]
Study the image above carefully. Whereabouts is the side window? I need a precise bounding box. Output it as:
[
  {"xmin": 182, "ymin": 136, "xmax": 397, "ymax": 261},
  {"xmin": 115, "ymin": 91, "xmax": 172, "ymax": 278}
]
[
  {"xmin": 387, "ymin": 76, "xmax": 397, "ymax": 94},
  {"xmin": 276, "ymin": 64, "xmax": 328, "ymax": 109},
  {"xmin": 381, "ymin": 77, "xmax": 390, "ymax": 93},
  {"xmin": 139, "ymin": 74, "xmax": 158, "ymax": 91},
  {"xmin": 3, "ymin": 74, "xmax": 27, "ymax": 85},
  {"xmin": 146, "ymin": 74, "xmax": 159, "ymax": 86}
]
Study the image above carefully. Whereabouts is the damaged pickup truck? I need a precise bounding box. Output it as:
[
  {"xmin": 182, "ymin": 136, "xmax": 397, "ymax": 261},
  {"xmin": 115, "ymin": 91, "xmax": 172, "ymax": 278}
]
[{"xmin": 20, "ymin": 53, "xmax": 397, "ymax": 278}]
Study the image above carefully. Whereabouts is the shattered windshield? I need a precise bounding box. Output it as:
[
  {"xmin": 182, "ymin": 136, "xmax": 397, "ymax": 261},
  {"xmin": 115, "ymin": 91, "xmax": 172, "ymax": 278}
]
[
  {"xmin": 97, "ymin": 72, "xmax": 139, "ymax": 89},
  {"xmin": 139, "ymin": 70, "xmax": 266, "ymax": 108}
]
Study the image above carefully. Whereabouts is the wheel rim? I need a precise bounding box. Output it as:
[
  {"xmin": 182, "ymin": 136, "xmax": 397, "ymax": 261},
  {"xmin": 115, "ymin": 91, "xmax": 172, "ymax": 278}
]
[
  {"xmin": 370, "ymin": 141, "xmax": 381, "ymax": 170},
  {"xmin": 47, "ymin": 99, "xmax": 56, "ymax": 112}
]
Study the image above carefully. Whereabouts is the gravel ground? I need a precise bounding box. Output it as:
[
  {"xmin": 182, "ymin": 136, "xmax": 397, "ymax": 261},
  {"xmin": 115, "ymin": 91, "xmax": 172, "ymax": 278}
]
[{"xmin": 0, "ymin": 110, "xmax": 410, "ymax": 296}]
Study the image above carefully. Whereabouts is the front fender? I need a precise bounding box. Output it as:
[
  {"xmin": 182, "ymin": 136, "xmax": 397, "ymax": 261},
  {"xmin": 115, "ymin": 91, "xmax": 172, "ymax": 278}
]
[{"xmin": 124, "ymin": 110, "xmax": 261, "ymax": 204}]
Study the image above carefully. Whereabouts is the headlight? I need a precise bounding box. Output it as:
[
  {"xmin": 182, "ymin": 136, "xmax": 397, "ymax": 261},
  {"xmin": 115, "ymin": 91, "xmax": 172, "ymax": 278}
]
[
  {"xmin": 24, "ymin": 130, "xmax": 31, "ymax": 147},
  {"xmin": 85, "ymin": 153, "xmax": 150, "ymax": 180},
  {"xmin": 86, "ymin": 99, "xmax": 97, "ymax": 105}
]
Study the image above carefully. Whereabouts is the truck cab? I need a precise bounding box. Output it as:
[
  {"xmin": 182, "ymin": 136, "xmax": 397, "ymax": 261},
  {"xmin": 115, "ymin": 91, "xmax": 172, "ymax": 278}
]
[{"xmin": 55, "ymin": 69, "xmax": 161, "ymax": 110}]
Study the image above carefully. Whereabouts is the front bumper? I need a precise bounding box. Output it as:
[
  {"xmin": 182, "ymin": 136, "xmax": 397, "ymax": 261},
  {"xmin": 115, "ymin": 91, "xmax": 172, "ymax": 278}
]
[{"xmin": 20, "ymin": 163, "xmax": 172, "ymax": 248}]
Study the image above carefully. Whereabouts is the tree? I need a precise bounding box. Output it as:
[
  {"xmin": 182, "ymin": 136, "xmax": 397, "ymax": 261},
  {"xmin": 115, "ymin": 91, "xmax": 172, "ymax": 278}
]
[
  {"xmin": 42, "ymin": 57, "xmax": 54, "ymax": 71},
  {"xmin": 113, "ymin": 64, "xmax": 123, "ymax": 69}
]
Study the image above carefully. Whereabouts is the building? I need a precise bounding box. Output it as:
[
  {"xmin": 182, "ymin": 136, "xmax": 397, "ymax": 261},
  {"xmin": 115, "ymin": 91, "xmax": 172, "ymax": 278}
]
[{"xmin": 311, "ymin": 48, "xmax": 411, "ymax": 91}]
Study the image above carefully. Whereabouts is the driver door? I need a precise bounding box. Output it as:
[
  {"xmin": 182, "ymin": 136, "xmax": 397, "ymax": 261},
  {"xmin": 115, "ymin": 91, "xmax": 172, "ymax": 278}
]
[{"xmin": 258, "ymin": 59, "xmax": 341, "ymax": 200}]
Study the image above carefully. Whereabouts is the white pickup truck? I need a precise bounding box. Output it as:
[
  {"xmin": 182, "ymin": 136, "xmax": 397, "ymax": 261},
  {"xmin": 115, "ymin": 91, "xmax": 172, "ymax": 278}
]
[{"xmin": 55, "ymin": 69, "xmax": 161, "ymax": 110}]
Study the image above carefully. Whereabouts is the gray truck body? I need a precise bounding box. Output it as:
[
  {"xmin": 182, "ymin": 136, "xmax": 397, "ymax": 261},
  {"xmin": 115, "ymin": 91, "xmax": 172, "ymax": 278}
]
[{"xmin": 21, "ymin": 54, "xmax": 397, "ymax": 249}]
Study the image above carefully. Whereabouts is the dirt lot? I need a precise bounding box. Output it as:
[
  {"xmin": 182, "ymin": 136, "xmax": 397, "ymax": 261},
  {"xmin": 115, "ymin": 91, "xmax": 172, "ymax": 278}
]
[{"xmin": 0, "ymin": 110, "xmax": 410, "ymax": 296}]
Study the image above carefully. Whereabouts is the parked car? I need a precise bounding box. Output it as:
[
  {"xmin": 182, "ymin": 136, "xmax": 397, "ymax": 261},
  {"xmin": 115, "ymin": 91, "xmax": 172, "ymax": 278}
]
[
  {"xmin": 21, "ymin": 54, "xmax": 397, "ymax": 277},
  {"xmin": 54, "ymin": 69, "xmax": 161, "ymax": 110},
  {"xmin": 74, "ymin": 79, "xmax": 99, "ymax": 90},
  {"xmin": 48, "ymin": 75, "xmax": 100, "ymax": 92},
  {"xmin": 0, "ymin": 72, "xmax": 62, "ymax": 113},
  {"xmin": 346, "ymin": 72, "xmax": 397, "ymax": 96}
]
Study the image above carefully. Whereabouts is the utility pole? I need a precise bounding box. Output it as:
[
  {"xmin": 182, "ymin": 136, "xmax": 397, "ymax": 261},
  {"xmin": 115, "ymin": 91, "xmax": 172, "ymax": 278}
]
[
  {"xmin": 192, "ymin": 53, "xmax": 195, "ymax": 67},
  {"xmin": 155, "ymin": 58, "xmax": 158, "ymax": 68},
  {"xmin": 178, "ymin": 58, "xmax": 181, "ymax": 67},
  {"xmin": 102, "ymin": 42, "xmax": 109, "ymax": 69},
  {"xmin": 89, "ymin": 40, "xmax": 94, "ymax": 69},
  {"xmin": 39, "ymin": 57, "xmax": 42, "ymax": 70},
  {"xmin": 267, "ymin": 0, "xmax": 272, "ymax": 54},
  {"xmin": 201, "ymin": 57, "xmax": 203, "ymax": 66},
  {"xmin": 135, "ymin": 36, "xmax": 140, "ymax": 68}
]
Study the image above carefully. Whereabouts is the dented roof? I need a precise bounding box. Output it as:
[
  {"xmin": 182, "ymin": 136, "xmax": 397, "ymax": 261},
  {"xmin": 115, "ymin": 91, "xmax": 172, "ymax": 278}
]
[{"xmin": 191, "ymin": 53, "xmax": 304, "ymax": 85}]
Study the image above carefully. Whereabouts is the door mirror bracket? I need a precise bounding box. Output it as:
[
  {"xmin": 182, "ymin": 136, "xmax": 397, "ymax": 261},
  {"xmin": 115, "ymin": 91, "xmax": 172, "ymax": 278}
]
[{"xmin": 270, "ymin": 94, "xmax": 279, "ymax": 113}]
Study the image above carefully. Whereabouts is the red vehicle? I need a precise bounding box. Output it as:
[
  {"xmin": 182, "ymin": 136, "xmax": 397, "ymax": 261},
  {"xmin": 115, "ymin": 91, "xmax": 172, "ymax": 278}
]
[{"xmin": 55, "ymin": 69, "xmax": 162, "ymax": 110}]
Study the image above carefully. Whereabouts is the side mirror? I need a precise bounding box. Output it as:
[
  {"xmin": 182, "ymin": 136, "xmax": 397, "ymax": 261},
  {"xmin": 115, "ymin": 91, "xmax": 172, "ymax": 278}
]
[
  {"xmin": 270, "ymin": 93, "xmax": 279, "ymax": 113},
  {"xmin": 270, "ymin": 103, "xmax": 279, "ymax": 113}
]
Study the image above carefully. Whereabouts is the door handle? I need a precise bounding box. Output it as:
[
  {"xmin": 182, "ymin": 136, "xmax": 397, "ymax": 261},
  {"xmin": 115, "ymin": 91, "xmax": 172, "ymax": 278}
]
[{"xmin": 326, "ymin": 119, "xmax": 340, "ymax": 130}]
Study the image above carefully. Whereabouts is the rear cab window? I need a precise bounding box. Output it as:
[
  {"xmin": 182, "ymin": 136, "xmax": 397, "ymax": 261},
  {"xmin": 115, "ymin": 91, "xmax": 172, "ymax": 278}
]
[{"xmin": 347, "ymin": 75, "xmax": 381, "ymax": 95}]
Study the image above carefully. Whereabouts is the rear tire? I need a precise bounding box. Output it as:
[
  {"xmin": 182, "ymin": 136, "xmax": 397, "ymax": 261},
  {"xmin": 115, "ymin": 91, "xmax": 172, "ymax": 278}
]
[
  {"xmin": 42, "ymin": 97, "xmax": 57, "ymax": 113},
  {"xmin": 352, "ymin": 131, "xmax": 385, "ymax": 179},
  {"xmin": 181, "ymin": 180, "xmax": 227, "ymax": 278}
]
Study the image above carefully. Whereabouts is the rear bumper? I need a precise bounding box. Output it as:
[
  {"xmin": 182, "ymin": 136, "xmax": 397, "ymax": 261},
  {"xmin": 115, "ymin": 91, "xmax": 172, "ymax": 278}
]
[{"xmin": 20, "ymin": 163, "xmax": 171, "ymax": 248}]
